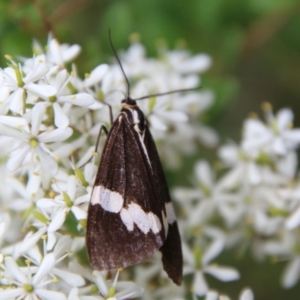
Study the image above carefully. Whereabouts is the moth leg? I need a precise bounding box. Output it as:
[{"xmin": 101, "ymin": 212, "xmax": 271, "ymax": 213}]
[
  {"xmin": 102, "ymin": 101, "xmax": 113, "ymax": 125},
  {"xmin": 79, "ymin": 125, "xmax": 109, "ymax": 168}
]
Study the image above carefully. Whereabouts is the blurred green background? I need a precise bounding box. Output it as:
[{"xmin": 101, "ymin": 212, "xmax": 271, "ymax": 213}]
[{"xmin": 1, "ymin": 0, "xmax": 300, "ymax": 299}]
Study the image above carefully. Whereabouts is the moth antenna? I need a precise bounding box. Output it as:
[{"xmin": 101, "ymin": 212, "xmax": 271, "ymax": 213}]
[
  {"xmin": 109, "ymin": 29, "xmax": 131, "ymax": 98},
  {"xmin": 133, "ymin": 87, "xmax": 201, "ymax": 101}
]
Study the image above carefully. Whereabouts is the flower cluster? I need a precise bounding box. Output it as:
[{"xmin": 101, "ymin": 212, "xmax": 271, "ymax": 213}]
[
  {"xmin": 1, "ymin": 33, "xmax": 300, "ymax": 300},
  {"xmin": 0, "ymin": 34, "xmax": 216, "ymax": 299},
  {"xmin": 173, "ymin": 105, "xmax": 300, "ymax": 297}
]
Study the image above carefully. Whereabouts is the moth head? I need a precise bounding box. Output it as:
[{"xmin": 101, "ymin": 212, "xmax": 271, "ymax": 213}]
[{"xmin": 121, "ymin": 97, "xmax": 136, "ymax": 106}]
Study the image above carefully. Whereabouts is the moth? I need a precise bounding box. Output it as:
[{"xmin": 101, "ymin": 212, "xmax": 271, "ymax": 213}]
[{"xmin": 86, "ymin": 33, "xmax": 184, "ymax": 285}]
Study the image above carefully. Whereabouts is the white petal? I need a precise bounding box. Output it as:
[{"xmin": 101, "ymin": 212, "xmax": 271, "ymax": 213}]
[
  {"xmin": 7, "ymin": 144, "xmax": 31, "ymax": 171},
  {"xmin": 158, "ymin": 110, "xmax": 188, "ymax": 123},
  {"xmin": 69, "ymin": 261, "xmax": 95, "ymax": 282},
  {"xmin": 67, "ymin": 175, "xmax": 76, "ymax": 200},
  {"xmin": 54, "ymin": 235, "xmax": 72, "ymax": 258},
  {"xmin": 148, "ymin": 114, "xmax": 167, "ymax": 131},
  {"xmin": 53, "ymin": 103, "xmax": 69, "ymax": 128},
  {"xmin": 115, "ymin": 281, "xmax": 144, "ymax": 299},
  {"xmin": 87, "ymin": 100, "xmax": 104, "ymax": 110},
  {"xmin": 68, "ymin": 288, "xmax": 80, "ymax": 300},
  {"xmin": 23, "ymin": 63, "xmax": 49, "ymax": 83},
  {"xmin": 62, "ymin": 44, "xmax": 81, "ymax": 63},
  {"xmin": 84, "ymin": 64, "xmax": 109, "ymax": 87},
  {"xmin": 71, "ymin": 206, "xmax": 87, "ymax": 220},
  {"xmin": 31, "ymin": 102, "xmax": 46, "ymax": 136},
  {"xmin": 193, "ymin": 271, "xmax": 208, "ymax": 296},
  {"xmin": 47, "ymin": 232, "xmax": 57, "ymax": 251},
  {"xmin": 242, "ymin": 119, "xmax": 272, "ymax": 150},
  {"xmin": 0, "ymin": 288, "xmax": 23, "ymax": 299},
  {"xmin": 48, "ymin": 39, "xmax": 64, "ymax": 65},
  {"xmin": 58, "ymin": 93, "xmax": 95, "ymax": 106},
  {"xmin": 5, "ymin": 256, "xmax": 27, "ymax": 283},
  {"xmin": 284, "ymin": 129, "xmax": 300, "ymax": 147},
  {"xmin": 35, "ymin": 289, "xmax": 67, "ymax": 300},
  {"xmin": 177, "ymin": 54, "xmax": 212, "ymax": 74},
  {"xmin": 204, "ymin": 265, "xmax": 240, "ymax": 281},
  {"xmin": 182, "ymin": 247, "xmax": 195, "ymax": 269},
  {"xmin": 8, "ymin": 88, "xmax": 25, "ymax": 114},
  {"xmin": 52, "ymin": 268, "xmax": 85, "ymax": 287},
  {"xmin": 53, "ymin": 69, "xmax": 69, "ymax": 91},
  {"xmin": 38, "ymin": 127, "xmax": 72, "ymax": 143},
  {"xmin": 0, "ymin": 116, "xmax": 28, "ymax": 128},
  {"xmin": 217, "ymin": 167, "xmax": 243, "ymax": 189},
  {"xmin": 26, "ymin": 171, "xmax": 41, "ymax": 198},
  {"xmin": 37, "ymin": 198, "xmax": 60, "ymax": 209},
  {"xmin": 25, "ymin": 83, "xmax": 57, "ymax": 98},
  {"xmin": 202, "ymin": 239, "xmax": 224, "ymax": 265},
  {"xmin": 74, "ymin": 193, "xmax": 90, "ymax": 206},
  {"xmin": 20, "ymin": 227, "xmax": 47, "ymax": 253},
  {"xmin": 273, "ymin": 137, "xmax": 286, "ymax": 155},
  {"xmin": 205, "ymin": 291, "xmax": 219, "ymax": 300},
  {"xmin": 277, "ymin": 109, "xmax": 293, "ymax": 131},
  {"xmin": 248, "ymin": 162, "xmax": 261, "ymax": 185},
  {"xmin": 195, "ymin": 160, "xmax": 213, "ymax": 188},
  {"xmin": 239, "ymin": 288, "xmax": 254, "ymax": 300},
  {"xmin": 286, "ymin": 206, "xmax": 300, "ymax": 230},
  {"xmin": 0, "ymin": 124, "xmax": 29, "ymax": 140},
  {"xmin": 92, "ymin": 270, "xmax": 108, "ymax": 296},
  {"xmin": 48, "ymin": 208, "xmax": 68, "ymax": 232},
  {"xmin": 218, "ymin": 144, "xmax": 238, "ymax": 165},
  {"xmin": 27, "ymin": 245, "xmax": 42, "ymax": 264},
  {"xmin": 281, "ymin": 257, "xmax": 300, "ymax": 288},
  {"xmin": 32, "ymin": 253, "xmax": 55, "ymax": 285},
  {"xmin": 36, "ymin": 146, "xmax": 58, "ymax": 175}
]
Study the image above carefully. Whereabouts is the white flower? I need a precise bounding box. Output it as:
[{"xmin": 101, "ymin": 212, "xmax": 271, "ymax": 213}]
[
  {"xmin": 174, "ymin": 160, "xmax": 244, "ymax": 228},
  {"xmin": 1, "ymin": 253, "xmax": 67, "ymax": 300},
  {"xmin": 5, "ymin": 171, "xmax": 42, "ymax": 212},
  {"xmin": 46, "ymin": 35, "xmax": 81, "ymax": 66},
  {"xmin": 242, "ymin": 107, "xmax": 300, "ymax": 156},
  {"xmin": 92, "ymin": 270, "xmax": 144, "ymax": 300},
  {"xmin": 40, "ymin": 69, "xmax": 95, "ymax": 128},
  {"xmin": 183, "ymin": 228, "xmax": 240, "ymax": 297},
  {"xmin": 0, "ymin": 102, "xmax": 72, "ymax": 174},
  {"xmin": 1, "ymin": 56, "xmax": 55, "ymax": 114},
  {"xmin": 37, "ymin": 175, "xmax": 89, "ymax": 228}
]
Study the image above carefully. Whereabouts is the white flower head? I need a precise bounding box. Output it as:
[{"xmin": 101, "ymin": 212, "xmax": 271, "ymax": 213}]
[
  {"xmin": 1, "ymin": 253, "xmax": 67, "ymax": 300},
  {"xmin": 0, "ymin": 102, "xmax": 73, "ymax": 174}
]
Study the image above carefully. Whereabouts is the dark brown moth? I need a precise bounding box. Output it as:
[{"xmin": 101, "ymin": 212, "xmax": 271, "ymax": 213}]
[{"xmin": 86, "ymin": 32, "xmax": 183, "ymax": 285}]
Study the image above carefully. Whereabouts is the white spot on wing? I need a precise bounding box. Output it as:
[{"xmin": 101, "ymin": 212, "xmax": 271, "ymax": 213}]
[
  {"xmin": 120, "ymin": 208, "xmax": 134, "ymax": 231},
  {"xmin": 166, "ymin": 202, "xmax": 176, "ymax": 224},
  {"xmin": 148, "ymin": 212, "xmax": 162, "ymax": 234},
  {"xmin": 128, "ymin": 203, "xmax": 150, "ymax": 234},
  {"xmin": 162, "ymin": 210, "xmax": 169, "ymax": 235},
  {"xmin": 92, "ymin": 184, "xmax": 162, "ymax": 234},
  {"xmin": 91, "ymin": 186, "xmax": 123, "ymax": 213}
]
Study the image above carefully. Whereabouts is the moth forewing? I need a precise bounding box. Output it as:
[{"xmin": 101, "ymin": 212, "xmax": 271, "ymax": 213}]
[{"xmin": 86, "ymin": 106, "xmax": 166, "ymax": 271}]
